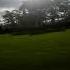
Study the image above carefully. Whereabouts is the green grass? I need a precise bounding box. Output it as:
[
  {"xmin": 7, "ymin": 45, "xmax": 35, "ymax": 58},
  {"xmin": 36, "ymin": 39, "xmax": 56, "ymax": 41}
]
[{"xmin": 0, "ymin": 29, "xmax": 70, "ymax": 70}]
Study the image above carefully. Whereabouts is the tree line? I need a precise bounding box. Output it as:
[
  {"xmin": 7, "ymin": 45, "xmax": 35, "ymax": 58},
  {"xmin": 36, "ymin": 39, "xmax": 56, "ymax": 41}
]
[{"xmin": 0, "ymin": 0, "xmax": 70, "ymax": 35}]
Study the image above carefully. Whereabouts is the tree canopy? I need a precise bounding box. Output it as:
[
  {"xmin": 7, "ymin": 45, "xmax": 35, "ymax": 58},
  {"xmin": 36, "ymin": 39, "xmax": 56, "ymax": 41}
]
[{"xmin": 1, "ymin": 0, "xmax": 70, "ymax": 34}]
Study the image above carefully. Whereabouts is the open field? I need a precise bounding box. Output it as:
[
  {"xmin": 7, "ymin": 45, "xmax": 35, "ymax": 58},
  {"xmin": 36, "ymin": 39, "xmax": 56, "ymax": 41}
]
[{"xmin": 0, "ymin": 29, "xmax": 70, "ymax": 70}]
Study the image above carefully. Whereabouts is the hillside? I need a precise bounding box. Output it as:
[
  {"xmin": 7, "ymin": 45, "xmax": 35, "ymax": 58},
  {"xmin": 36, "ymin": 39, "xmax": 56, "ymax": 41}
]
[{"xmin": 0, "ymin": 29, "xmax": 70, "ymax": 70}]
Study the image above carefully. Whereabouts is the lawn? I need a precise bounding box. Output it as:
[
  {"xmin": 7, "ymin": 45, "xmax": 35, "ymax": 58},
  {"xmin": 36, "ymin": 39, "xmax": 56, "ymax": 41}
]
[{"xmin": 0, "ymin": 29, "xmax": 70, "ymax": 70}]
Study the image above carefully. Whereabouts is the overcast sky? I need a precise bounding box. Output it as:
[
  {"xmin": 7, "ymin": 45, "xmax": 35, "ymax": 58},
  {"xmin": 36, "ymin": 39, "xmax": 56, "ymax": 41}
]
[
  {"xmin": 0, "ymin": 0, "xmax": 55, "ymax": 10},
  {"xmin": 0, "ymin": 0, "xmax": 63, "ymax": 18},
  {"xmin": 0, "ymin": 0, "xmax": 24, "ymax": 10},
  {"xmin": 0, "ymin": 0, "xmax": 24, "ymax": 18}
]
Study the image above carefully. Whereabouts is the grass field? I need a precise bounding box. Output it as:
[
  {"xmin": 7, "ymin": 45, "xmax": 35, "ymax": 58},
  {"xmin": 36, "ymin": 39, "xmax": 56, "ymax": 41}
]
[{"xmin": 0, "ymin": 29, "xmax": 70, "ymax": 70}]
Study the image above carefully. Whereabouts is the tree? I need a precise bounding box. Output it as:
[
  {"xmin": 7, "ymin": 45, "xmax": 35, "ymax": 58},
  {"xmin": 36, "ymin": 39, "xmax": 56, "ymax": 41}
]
[
  {"xmin": 19, "ymin": 0, "xmax": 48, "ymax": 28},
  {"xmin": 3, "ymin": 10, "xmax": 19, "ymax": 32}
]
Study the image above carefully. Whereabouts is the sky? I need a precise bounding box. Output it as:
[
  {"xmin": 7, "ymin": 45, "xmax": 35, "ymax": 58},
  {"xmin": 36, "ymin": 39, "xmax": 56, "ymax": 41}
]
[
  {"xmin": 0, "ymin": 0, "xmax": 39, "ymax": 17},
  {"xmin": 0, "ymin": 0, "xmax": 23, "ymax": 9},
  {"xmin": 0, "ymin": 0, "xmax": 54, "ymax": 11},
  {"xmin": 0, "ymin": 0, "xmax": 24, "ymax": 18},
  {"xmin": 0, "ymin": 0, "xmax": 62, "ymax": 18}
]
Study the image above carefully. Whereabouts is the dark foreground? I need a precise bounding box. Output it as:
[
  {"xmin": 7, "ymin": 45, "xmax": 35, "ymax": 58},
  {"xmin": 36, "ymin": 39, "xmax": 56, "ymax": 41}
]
[{"xmin": 0, "ymin": 29, "xmax": 70, "ymax": 70}]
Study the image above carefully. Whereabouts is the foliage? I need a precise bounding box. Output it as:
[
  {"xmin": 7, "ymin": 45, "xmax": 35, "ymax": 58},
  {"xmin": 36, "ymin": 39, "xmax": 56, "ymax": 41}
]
[{"xmin": 1, "ymin": 0, "xmax": 70, "ymax": 34}]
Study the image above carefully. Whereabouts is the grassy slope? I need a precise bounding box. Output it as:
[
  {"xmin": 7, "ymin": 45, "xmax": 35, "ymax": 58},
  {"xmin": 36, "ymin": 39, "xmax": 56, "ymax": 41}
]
[{"xmin": 0, "ymin": 29, "xmax": 70, "ymax": 70}]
